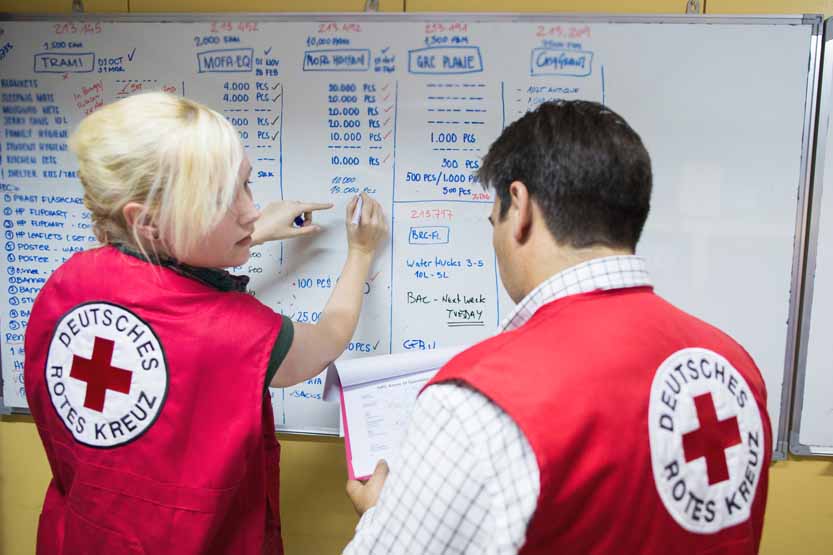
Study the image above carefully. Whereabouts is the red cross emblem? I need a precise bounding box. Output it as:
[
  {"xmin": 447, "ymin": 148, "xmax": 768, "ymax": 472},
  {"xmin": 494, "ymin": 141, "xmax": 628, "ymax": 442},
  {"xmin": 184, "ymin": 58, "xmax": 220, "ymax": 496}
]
[
  {"xmin": 682, "ymin": 392, "xmax": 742, "ymax": 485},
  {"xmin": 69, "ymin": 336, "xmax": 133, "ymax": 412}
]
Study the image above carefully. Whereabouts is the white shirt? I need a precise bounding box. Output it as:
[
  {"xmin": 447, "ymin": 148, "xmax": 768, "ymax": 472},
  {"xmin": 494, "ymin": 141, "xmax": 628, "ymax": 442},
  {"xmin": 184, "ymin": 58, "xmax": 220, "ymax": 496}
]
[{"xmin": 343, "ymin": 256, "xmax": 652, "ymax": 554}]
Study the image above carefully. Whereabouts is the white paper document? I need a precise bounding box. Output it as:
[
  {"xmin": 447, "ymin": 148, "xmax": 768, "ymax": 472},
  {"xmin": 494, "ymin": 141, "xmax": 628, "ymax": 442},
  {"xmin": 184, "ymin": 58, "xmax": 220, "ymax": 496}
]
[{"xmin": 324, "ymin": 346, "xmax": 467, "ymax": 480}]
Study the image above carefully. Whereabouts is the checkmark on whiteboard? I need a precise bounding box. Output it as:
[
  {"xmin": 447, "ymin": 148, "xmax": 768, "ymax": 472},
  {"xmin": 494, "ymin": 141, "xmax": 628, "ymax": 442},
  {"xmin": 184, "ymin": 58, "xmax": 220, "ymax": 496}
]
[{"xmin": 127, "ymin": 48, "xmax": 136, "ymax": 61}]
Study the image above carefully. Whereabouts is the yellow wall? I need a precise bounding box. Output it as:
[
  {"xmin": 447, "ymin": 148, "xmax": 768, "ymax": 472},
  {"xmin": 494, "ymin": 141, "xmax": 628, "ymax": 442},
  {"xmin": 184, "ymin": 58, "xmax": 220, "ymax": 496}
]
[
  {"xmin": 0, "ymin": 0, "xmax": 127, "ymax": 12},
  {"xmin": 407, "ymin": 0, "xmax": 691, "ymax": 12},
  {"xmin": 128, "ymin": 0, "xmax": 404, "ymax": 13},
  {"xmin": 2, "ymin": 1, "xmax": 832, "ymax": 554},
  {"xmin": 705, "ymin": 0, "xmax": 832, "ymax": 14}
]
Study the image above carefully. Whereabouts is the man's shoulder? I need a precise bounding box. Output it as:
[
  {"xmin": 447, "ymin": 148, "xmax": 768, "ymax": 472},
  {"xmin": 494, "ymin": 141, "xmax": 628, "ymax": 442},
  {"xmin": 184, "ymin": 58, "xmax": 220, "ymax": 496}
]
[{"xmin": 445, "ymin": 326, "xmax": 526, "ymax": 370}]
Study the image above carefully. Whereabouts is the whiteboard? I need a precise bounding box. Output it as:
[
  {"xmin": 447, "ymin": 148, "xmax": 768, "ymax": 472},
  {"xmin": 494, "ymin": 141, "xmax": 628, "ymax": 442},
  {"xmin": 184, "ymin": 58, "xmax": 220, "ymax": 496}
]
[
  {"xmin": 0, "ymin": 14, "xmax": 820, "ymax": 450},
  {"xmin": 792, "ymin": 17, "xmax": 833, "ymax": 456}
]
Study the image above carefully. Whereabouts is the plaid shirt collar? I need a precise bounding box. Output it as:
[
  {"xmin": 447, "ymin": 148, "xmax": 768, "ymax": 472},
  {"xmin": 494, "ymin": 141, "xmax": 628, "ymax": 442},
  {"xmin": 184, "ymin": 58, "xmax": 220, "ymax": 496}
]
[{"xmin": 500, "ymin": 255, "xmax": 652, "ymax": 332}]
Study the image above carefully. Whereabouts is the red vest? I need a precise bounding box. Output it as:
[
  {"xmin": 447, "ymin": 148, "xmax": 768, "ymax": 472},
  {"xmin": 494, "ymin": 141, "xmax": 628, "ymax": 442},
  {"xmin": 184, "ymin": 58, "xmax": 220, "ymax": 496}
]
[
  {"xmin": 25, "ymin": 246, "xmax": 284, "ymax": 555},
  {"xmin": 427, "ymin": 287, "xmax": 771, "ymax": 555}
]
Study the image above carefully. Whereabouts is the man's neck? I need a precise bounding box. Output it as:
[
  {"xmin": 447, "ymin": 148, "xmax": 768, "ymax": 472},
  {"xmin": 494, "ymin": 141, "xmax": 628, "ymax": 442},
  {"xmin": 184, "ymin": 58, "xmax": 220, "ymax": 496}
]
[{"xmin": 525, "ymin": 244, "xmax": 634, "ymax": 297}]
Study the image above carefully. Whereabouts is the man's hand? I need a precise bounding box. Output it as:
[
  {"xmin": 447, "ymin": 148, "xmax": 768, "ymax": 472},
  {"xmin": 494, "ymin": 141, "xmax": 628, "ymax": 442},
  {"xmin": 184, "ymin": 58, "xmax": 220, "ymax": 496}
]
[
  {"xmin": 345, "ymin": 460, "xmax": 389, "ymax": 516},
  {"xmin": 251, "ymin": 201, "xmax": 333, "ymax": 245}
]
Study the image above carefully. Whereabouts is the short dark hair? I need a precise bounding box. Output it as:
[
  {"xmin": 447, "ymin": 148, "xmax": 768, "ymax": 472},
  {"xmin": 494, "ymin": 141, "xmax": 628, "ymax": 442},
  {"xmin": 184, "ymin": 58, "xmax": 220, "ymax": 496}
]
[{"xmin": 479, "ymin": 100, "xmax": 652, "ymax": 251}]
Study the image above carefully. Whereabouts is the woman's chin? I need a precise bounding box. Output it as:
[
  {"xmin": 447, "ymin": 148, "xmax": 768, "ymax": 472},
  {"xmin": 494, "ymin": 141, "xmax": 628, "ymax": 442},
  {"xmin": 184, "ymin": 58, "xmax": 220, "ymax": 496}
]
[{"xmin": 230, "ymin": 249, "xmax": 251, "ymax": 269}]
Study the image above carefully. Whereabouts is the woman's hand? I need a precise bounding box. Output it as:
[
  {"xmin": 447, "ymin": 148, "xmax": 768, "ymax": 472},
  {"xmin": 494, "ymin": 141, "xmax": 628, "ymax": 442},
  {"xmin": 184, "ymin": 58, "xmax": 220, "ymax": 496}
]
[
  {"xmin": 346, "ymin": 193, "xmax": 388, "ymax": 256},
  {"xmin": 251, "ymin": 200, "xmax": 333, "ymax": 245}
]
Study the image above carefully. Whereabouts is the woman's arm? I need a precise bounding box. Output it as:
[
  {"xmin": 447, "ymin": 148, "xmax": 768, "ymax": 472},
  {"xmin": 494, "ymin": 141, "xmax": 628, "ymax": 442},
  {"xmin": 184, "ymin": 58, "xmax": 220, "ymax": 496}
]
[{"xmin": 271, "ymin": 194, "xmax": 387, "ymax": 388}]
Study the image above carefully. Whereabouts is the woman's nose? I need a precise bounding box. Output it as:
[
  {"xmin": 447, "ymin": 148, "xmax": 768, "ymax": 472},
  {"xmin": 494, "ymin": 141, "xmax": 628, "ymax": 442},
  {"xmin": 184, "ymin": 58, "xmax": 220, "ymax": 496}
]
[{"xmin": 238, "ymin": 194, "xmax": 260, "ymax": 226}]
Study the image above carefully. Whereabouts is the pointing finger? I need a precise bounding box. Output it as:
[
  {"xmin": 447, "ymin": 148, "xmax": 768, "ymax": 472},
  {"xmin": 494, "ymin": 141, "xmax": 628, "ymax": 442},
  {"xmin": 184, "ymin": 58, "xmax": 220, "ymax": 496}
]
[{"xmin": 300, "ymin": 202, "xmax": 334, "ymax": 212}]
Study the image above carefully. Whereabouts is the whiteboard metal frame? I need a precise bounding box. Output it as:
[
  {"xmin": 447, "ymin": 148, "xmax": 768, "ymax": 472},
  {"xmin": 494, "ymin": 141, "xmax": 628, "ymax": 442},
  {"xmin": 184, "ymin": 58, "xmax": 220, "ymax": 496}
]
[
  {"xmin": 791, "ymin": 17, "xmax": 833, "ymax": 457},
  {"xmin": 0, "ymin": 14, "xmax": 822, "ymax": 445},
  {"xmin": 0, "ymin": 12, "xmax": 822, "ymax": 24}
]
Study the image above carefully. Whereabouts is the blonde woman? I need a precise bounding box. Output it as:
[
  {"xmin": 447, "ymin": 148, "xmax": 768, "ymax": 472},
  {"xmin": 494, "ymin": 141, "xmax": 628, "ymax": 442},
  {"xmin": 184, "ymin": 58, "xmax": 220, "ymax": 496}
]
[{"xmin": 24, "ymin": 92, "xmax": 387, "ymax": 555}]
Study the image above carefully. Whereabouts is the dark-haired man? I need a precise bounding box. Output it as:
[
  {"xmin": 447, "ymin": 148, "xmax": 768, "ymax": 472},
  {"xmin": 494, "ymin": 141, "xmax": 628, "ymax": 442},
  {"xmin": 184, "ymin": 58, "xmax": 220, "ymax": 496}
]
[{"xmin": 344, "ymin": 100, "xmax": 771, "ymax": 554}]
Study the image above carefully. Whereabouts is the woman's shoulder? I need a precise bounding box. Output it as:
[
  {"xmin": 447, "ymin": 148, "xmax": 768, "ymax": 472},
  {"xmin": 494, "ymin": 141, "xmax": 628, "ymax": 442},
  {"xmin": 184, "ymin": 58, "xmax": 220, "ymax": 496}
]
[
  {"xmin": 45, "ymin": 244, "xmax": 116, "ymax": 282},
  {"xmin": 222, "ymin": 290, "xmax": 284, "ymax": 322}
]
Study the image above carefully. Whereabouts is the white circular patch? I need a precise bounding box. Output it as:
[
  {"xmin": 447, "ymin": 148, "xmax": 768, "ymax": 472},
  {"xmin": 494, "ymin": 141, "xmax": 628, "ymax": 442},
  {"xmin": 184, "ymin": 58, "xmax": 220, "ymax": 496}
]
[
  {"xmin": 45, "ymin": 302, "xmax": 168, "ymax": 448},
  {"xmin": 648, "ymin": 347, "xmax": 765, "ymax": 534}
]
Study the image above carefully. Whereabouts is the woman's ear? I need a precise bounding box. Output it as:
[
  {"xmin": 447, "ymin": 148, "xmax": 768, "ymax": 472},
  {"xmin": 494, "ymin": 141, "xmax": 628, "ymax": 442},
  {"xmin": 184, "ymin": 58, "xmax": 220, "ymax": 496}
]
[{"xmin": 122, "ymin": 202, "xmax": 159, "ymax": 241}]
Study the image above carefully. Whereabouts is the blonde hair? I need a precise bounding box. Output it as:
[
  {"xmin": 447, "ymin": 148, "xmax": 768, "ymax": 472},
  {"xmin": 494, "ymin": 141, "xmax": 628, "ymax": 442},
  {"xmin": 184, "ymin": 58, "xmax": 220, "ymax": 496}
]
[{"xmin": 69, "ymin": 91, "xmax": 243, "ymax": 260}]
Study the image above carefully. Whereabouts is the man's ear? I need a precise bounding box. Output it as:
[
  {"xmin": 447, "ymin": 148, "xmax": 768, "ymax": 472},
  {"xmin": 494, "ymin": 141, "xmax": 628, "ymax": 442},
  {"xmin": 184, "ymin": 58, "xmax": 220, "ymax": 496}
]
[
  {"xmin": 508, "ymin": 180, "xmax": 533, "ymax": 244},
  {"xmin": 122, "ymin": 202, "xmax": 158, "ymax": 241}
]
